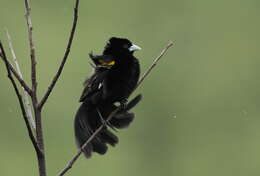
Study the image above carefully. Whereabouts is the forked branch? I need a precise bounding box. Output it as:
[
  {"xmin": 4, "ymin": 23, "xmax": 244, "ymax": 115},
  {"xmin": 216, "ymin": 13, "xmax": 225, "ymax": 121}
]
[
  {"xmin": 0, "ymin": 0, "xmax": 80, "ymax": 176},
  {"xmin": 0, "ymin": 53, "xmax": 32, "ymax": 95}
]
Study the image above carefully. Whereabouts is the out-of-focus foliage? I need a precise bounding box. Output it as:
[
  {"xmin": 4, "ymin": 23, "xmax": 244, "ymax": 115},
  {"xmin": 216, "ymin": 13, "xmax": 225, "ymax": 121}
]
[{"xmin": 0, "ymin": 0, "xmax": 260, "ymax": 175}]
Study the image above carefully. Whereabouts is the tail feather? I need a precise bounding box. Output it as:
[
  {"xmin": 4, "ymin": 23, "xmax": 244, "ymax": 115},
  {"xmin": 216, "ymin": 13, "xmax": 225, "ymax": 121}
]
[
  {"xmin": 108, "ymin": 94, "xmax": 142, "ymax": 129},
  {"xmin": 99, "ymin": 129, "xmax": 119, "ymax": 146},
  {"xmin": 74, "ymin": 103, "xmax": 93, "ymax": 157},
  {"xmin": 74, "ymin": 95, "xmax": 142, "ymax": 158},
  {"xmin": 91, "ymin": 137, "xmax": 108, "ymax": 155},
  {"xmin": 110, "ymin": 112, "xmax": 135, "ymax": 129},
  {"xmin": 74, "ymin": 102, "xmax": 108, "ymax": 157}
]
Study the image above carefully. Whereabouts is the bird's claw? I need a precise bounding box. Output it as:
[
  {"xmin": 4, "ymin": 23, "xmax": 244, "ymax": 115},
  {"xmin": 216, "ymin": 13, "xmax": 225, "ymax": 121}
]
[{"xmin": 120, "ymin": 99, "xmax": 128, "ymax": 110}]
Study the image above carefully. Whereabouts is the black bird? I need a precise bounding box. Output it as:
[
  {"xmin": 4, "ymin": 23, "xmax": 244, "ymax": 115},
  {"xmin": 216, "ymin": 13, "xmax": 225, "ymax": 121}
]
[{"xmin": 74, "ymin": 37, "xmax": 142, "ymax": 157}]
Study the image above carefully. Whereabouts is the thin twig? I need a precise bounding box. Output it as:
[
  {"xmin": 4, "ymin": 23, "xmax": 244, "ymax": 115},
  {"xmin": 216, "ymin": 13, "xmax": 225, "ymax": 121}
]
[
  {"xmin": 39, "ymin": 0, "xmax": 80, "ymax": 109},
  {"xmin": 57, "ymin": 41, "xmax": 174, "ymax": 176},
  {"xmin": 136, "ymin": 41, "xmax": 174, "ymax": 88},
  {"xmin": 24, "ymin": 0, "xmax": 37, "ymax": 94},
  {"xmin": 0, "ymin": 53, "xmax": 32, "ymax": 95},
  {"xmin": 0, "ymin": 41, "xmax": 41, "ymax": 155},
  {"xmin": 5, "ymin": 28, "xmax": 36, "ymax": 130}
]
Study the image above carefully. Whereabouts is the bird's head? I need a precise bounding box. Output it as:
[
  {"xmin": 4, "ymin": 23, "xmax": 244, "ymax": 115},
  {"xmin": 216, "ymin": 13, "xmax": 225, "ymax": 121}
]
[{"xmin": 103, "ymin": 37, "xmax": 141, "ymax": 57}]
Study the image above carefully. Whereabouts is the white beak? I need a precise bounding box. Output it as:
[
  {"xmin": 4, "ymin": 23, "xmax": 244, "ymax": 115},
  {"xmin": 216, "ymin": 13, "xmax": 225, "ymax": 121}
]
[{"xmin": 129, "ymin": 44, "xmax": 141, "ymax": 52}]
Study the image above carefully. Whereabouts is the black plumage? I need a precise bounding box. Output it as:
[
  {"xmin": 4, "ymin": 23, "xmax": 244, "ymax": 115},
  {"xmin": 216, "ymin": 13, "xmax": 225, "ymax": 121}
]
[{"xmin": 74, "ymin": 37, "xmax": 142, "ymax": 157}]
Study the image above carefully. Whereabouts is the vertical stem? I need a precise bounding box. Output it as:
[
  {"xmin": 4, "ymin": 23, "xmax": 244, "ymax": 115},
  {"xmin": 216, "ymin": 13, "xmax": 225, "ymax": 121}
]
[
  {"xmin": 35, "ymin": 108, "xmax": 46, "ymax": 176},
  {"xmin": 24, "ymin": 1, "xmax": 45, "ymax": 175}
]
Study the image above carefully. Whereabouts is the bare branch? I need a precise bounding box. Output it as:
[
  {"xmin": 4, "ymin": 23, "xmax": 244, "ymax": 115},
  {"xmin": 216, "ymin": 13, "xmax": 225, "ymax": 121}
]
[
  {"xmin": 0, "ymin": 53, "xmax": 32, "ymax": 95},
  {"xmin": 24, "ymin": 1, "xmax": 47, "ymax": 176},
  {"xmin": 39, "ymin": 0, "xmax": 80, "ymax": 109},
  {"xmin": 57, "ymin": 41, "xmax": 174, "ymax": 176},
  {"xmin": 5, "ymin": 29, "xmax": 36, "ymax": 130},
  {"xmin": 24, "ymin": 0, "xmax": 37, "ymax": 94},
  {"xmin": 1, "ymin": 1, "xmax": 80, "ymax": 176},
  {"xmin": 0, "ymin": 41, "xmax": 41, "ymax": 155},
  {"xmin": 136, "ymin": 41, "xmax": 174, "ymax": 89}
]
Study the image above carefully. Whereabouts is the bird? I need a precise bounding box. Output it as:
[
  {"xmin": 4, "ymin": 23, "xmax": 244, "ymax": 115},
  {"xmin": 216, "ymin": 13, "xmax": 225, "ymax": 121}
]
[{"xmin": 74, "ymin": 37, "xmax": 142, "ymax": 158}]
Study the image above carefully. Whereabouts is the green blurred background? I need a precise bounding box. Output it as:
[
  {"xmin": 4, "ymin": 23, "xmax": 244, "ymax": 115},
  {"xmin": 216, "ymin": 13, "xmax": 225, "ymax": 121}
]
[{"xmin": 0, "ymin": 0, "xmax": 260, "ymax": 175}]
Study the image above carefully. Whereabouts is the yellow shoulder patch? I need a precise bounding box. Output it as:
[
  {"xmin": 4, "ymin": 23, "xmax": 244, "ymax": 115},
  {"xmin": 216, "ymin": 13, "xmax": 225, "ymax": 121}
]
[{"xmin": 98, "ymin": 59, "xmax": 115, "ymax": 66}]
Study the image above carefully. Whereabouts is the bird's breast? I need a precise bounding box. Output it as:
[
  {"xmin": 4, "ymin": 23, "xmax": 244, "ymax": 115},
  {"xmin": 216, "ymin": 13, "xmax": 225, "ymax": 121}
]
[{"xmin": 104, "ymin": 60, "xmax": 140, "ymax": 101}]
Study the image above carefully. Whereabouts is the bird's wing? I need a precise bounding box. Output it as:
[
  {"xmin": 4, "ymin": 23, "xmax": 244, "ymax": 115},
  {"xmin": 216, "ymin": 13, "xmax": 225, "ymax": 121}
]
[
  {"xmin": 79, "ymin": 67, "xmax": 109, "ymax": 102},
  {"xmin": 89, "ymin": 53, "xmax": 115, "ymax": 67},
  {"xmin": 79, "ymin": 54, "xmax": 116, "ymax": 102}
]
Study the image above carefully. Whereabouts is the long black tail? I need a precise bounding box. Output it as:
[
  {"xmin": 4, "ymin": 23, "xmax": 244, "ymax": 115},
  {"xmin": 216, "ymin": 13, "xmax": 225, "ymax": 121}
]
[{"xmin": 74, "ymin": 94, "xmax": 142, "ymax": 158}]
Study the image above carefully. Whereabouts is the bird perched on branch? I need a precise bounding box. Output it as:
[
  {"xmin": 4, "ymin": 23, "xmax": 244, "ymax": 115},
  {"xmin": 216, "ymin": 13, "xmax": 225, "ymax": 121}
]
[{"xmin": 74, "ymin": 37, "xmax": 142, "ymax": 157}]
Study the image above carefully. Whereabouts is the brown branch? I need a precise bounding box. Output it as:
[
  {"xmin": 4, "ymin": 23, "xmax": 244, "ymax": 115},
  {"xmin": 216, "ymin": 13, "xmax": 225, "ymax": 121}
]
[
  {"xmin": 0, "ymin": 41, "xmax": 41, "ymax": 155},
  {"xmin": 0, "ymin": 53, "xmax": 32, "ymax": 95},
  {"xmin": 24, "ymin": 1, "xmax": 47, "ymax": 176},
  {"xmin": 24, "ymin": 0, "xmax": 37, "ymax": 94},
  {"xmin": 136, "ymin": 41, "xmax": 174, "ymax": 88},
  {"xmin": 57, "ymin": 41, "xmax": 174, "ymax": 176},
  {"xmin": 1, "ymin": 0, "xmax": 80, "ymax": 176},
  {"xmin": 38, "ymin": 0, "xmax": 80, "ymax": 109}
]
